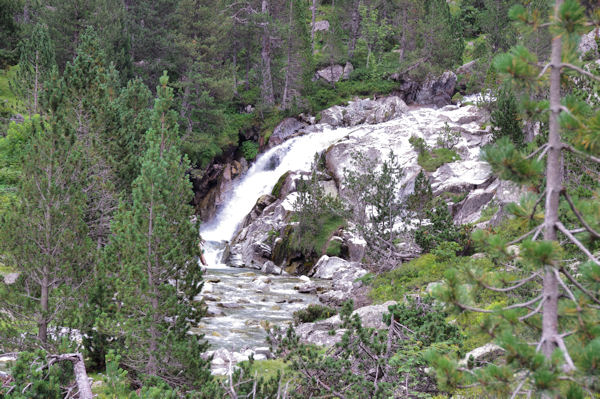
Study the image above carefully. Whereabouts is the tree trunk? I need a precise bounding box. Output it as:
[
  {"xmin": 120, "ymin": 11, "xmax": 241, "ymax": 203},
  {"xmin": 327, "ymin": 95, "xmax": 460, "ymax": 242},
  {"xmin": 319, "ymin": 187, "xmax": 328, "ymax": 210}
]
[
  {"xmin": 146, "ymin": 189, "xmax": 158, "ymax": 376},
  {"xmin": 49, "ymin": 353, "xmax": 93, "ymax": 399},
  {"xmin": 33, "ymin": 50, "xmax": 39, "ymax": 116},
  {"xmin": 260, "ymin": 0, "xmax": 275, "ymax": 107},
  {"xmin": 348, "ymin": 2, "xmax": 360, "ymax": 59},
  {"xmin": 398, "ymin": 9, "xmax": 407, "ymax": 63},
  {"xmin": 39, "ymin": 269, "xmax": 49, "ymax": 343},
  {"xmin": 541, "ymin": 0, "xmax": 563, "ymax": 360},
  {"xmin": 282, "ymin": 0, "xmax": 294, "ymax": 108},
  {"xmin": 311, "ymin": 0, "xmax": 317, "ymax": 52}
]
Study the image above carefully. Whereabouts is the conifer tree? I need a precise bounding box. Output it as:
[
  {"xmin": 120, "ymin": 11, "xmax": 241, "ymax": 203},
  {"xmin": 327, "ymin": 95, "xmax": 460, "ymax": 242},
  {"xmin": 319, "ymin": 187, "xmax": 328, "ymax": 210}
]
[
  {"xmin": 0, "ymin": 116, "xmax": 90, "ymax": 347},
  {"xmin": 427, "ymin": 1, "xmax": 600, "ymax": 396},
  {"xmin": 11, "ymin": 22, "xmax": 56, "ymax": 117},
  {"xmin": 101, "ymin": 72, "xmax": 214, "ymax": 391}
]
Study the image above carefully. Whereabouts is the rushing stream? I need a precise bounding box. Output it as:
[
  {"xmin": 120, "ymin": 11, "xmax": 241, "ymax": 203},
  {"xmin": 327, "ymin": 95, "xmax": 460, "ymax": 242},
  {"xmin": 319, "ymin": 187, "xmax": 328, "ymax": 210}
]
[{"xmin": 196, "ymin": 125, "xmax": 354, "ymax": 352}]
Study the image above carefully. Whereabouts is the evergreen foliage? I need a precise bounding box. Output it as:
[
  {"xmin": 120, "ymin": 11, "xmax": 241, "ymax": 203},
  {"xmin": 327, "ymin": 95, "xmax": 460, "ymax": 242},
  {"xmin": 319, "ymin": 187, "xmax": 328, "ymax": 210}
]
[
  {"xmin": 490, "ymin": 83, "xmax": 525, "ymax": 145},
  {"xmin": 11, "ymin": 23, "xmax": 56, "ymax": 116},
  {"xmin": 99, "ymin": 72, "xmax": 214, "ymax": 391},
  {"xmin": 428, "ymin": 1, "xmax": 600, "ymax": 397}
]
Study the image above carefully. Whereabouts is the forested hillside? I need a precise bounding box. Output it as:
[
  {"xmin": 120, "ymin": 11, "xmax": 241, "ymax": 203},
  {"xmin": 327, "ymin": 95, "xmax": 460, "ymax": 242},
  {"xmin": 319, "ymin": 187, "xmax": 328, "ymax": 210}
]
[{"xmin": 1, "ymin": 0, "xmax": 600, "ymax": 398}]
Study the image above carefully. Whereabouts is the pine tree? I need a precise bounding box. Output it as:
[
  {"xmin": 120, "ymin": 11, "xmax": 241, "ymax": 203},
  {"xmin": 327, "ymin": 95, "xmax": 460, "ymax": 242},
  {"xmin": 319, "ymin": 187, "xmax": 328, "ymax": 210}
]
[
  {"xmin": 428, "ymin": 1, "xmax": 600, "ymax": 396},
  {"xmin": 100, "ymin": 72, "xmax": 214, "ymax": 391},
  {"xmin": 11, "ymin": 22, "xmax": 56, "ymax": 117},
  {"xmin": 0, "ymin": 116, "xmax": 91, "ymax": 347},
  {"xmin": 491, "ymin": 83, "xmax": 525, "ymax": 145}
]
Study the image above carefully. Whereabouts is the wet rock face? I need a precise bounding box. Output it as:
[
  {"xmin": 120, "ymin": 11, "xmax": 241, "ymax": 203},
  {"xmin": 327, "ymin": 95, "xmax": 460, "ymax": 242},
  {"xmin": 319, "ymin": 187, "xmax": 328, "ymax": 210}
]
[
  {"xmin": 320, "ymin": 96, "xmax": 409, "ymax": 128},
  {"xmin": 415, "ymin": 71, "xmax": 457, "ymax": 108},
  {"xmin": 268, "ymin": 118, "xmax": 308, "ymax": 148},
  {"xmin": 193, "ymin": 160, "xmax": 248, "ymax": 221}
]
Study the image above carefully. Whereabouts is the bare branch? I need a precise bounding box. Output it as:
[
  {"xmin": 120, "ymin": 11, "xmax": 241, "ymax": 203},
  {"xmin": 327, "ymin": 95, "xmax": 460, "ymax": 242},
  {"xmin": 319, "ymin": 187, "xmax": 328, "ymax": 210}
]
[
  {"xmin": 530, "ymin": 191, "xmax": 546, "ymax": 221},
  {"xmin": 538, "ymin": 63, "xmax": 551, "ymax": 78},
  {"xmin": 562, "ymin": 143, "xmax": 600, "ymax": 164},
  {"xmin": 510, "ymin": 372, "xmax": 530, "ymax": 399},
  {"xmin": 526, "ymin": 144, "xmax": 548, "ymax": 159},
  {"xmin": 508, "ymin": 226, "xmax": 542, "ymax": 247},
  {"xmin": 556, "ymin": 222, "xmax": 600, "ymax": 265},
  {"xmin": 477, "ymin": 272, "xmax": 540, "ymax": 293},
  {"xmin": 505, "ymin": 294, "xmax": 544, "ymax": 310},
  {"xmin": 519, "ymin": 297, "xmax": 545, "ymax": 321},
  {"xmin": 554, "ymin": 268, "xmax": 579, "ymax": 307},
  {"xmin": 561, "ymin": 191, "xmax": 600, "ymax": 239},
  {"xmin": 556, "ymin": 336, "xmax": 576, "ymax": 372},
  {"xmin": 560, "ymin": 63, "xmax": 600, "ymax": 82},
  {"xmin": 559, "ymin": 266, "xmax": 600, "ymax": 306}
]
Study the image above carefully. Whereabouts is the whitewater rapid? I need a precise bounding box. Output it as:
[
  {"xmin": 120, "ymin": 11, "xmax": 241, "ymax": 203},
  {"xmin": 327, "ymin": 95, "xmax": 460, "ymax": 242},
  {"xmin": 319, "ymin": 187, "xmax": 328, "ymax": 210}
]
[{"xmin": 200, "ymin": 125, "xmax": 355, "ymax": 265}]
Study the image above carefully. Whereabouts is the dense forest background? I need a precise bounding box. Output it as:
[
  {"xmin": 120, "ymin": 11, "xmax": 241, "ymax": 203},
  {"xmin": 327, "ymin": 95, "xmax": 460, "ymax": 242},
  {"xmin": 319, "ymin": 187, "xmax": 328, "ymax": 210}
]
[{"xmin": 1, "ymin": 0, "xmax": 600, "ymax": 398}]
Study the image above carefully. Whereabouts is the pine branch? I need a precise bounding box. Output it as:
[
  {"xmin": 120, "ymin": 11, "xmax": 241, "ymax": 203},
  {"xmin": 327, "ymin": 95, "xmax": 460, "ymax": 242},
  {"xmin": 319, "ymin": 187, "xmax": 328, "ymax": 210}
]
[
  {"xmin": 476, "ymin": 272, "xmax": 540, "ymax": 293},
  {"xmin": 508, "ymin": 226, "xmax": 542, "ymax": 246},
  {"xmin": 505, "ymin": 294, "xmax": 543, "ymax": 310},
  {"xmin": 562, "ymin": 143, "xmax": 600, "ymax": 164},
  {"xmin": 556, "ymin": 336, "xmax": 576, "ymax": 372},
  {"xmin": 561, "ymin": 191, "xmax": 600, "ymax": 239},
  {"xmin": 537, "ymin": 63, "xmax": 551, "ymax": 78},
  {"xmin": 530, "ymin": 191, "xmax": 546, "ymax": 221},
  {"xmin": 553, "ymin": 268, "xmax": 582, "ymax": 313},
  {"xmin": 510, "ymin": 372, "xmax": 530, "ymax": 399},
  {"xmin": 526, "ymin": 144, "xmax": 548, "ymax": 159},
  {"xmin": 560, "ymin": 63, "xmax": 600, "ymax": 83},
  {"xmin": 556, "ymin": 221, "xmax": 600, "ymax": 265},
  {"xmin": 559, "ymin": 266, "xmax": 600, "ymax": 306},
  {"xmin": 534, "ymin": 145, "xmax": 549, "ymax": 162},
  {"xmin": 519, "ymin": 297, "xmax": 545, "ymax": 321}
]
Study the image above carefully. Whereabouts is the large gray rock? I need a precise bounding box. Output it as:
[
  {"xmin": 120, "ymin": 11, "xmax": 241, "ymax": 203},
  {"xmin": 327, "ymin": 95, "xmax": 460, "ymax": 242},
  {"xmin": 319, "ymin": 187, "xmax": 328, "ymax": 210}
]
[
  {"xmin": 320, "ymin": 105, "xmax": 345, "ymax": 127},
  {"xmin": 456, "ymin": 60, "xmax": 477, "ymax": 76},
  {"xmin": 343, "ymin": 62, "xmax": 354, "ymax": 80},
  {"xmin": 320, "ymin": 96, "xmax": 408, "ymax": 128},
  {"xmin": 579, "ymin": 28, "xmax": 599, "ymax": 58},
  {"xmin": 296, "ymin": 301, "xmax": 397, "ymax": 346},
  {"xmin": 315, "ymin": 65, "xmax": 345, "ymax": 84},
  {"xmin": 415, "ymin": 71, "xmax": 457, "ymax": 107},
  {"xmin": 311, "ymin": 255, "xmax": 358, "ymax": 279},
  {"xmin": 313, "ymin": 20, "xmax": 330, "ymax": 32},
  {"xmin": 310, "ymin": 255, "xmax": 368, "ymax": 306},
  {"xmin": 268, "ymin": 118, "xmax": 308, "ymax": 148},
  {"xmin": 459, "ymin": 343, "xmax": 505, "ymax": 367}
]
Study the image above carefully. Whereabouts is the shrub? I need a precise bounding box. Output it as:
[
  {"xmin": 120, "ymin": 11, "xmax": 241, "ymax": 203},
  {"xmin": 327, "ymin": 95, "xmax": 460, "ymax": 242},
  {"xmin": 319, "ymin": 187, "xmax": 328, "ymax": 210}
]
[
  {"xmin": 293, "ymin": 304, "xmax": 337, "ymax": 325},
  {"xmin": 418, "ymin": 148, "xmax": 460, "ymax": 172},
  {"xmin": 240, "ymin": 140, "xmax": 259, "ymax": 161},
  {"xmin": 490, "ymin": 84, "xmax": 524, "ymax": 146}
]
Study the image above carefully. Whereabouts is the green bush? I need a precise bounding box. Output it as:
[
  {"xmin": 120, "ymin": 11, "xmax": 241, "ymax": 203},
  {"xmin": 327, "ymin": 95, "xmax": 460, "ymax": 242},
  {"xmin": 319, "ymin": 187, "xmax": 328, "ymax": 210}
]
[
  {"xmin": 240, "ymin": 140, "xmax": 259, "ymax": 161},
  {"xmin": 418, "ymin": 148, "xmax": 460, "ymax": 172},
  {"xmin": 293, "ymin": 304, "xmax": 337, "ymax": 325},
  {"xmin": 325, "ymin": 238, "xmax": 342, "ymax": 257},
  {"xmin": 368, "ymin": 254, "xmax": 447, "ymax": 302},
  {"xmin": 490, "ymin": 84, "xmax": 524, "ymax": 146}
]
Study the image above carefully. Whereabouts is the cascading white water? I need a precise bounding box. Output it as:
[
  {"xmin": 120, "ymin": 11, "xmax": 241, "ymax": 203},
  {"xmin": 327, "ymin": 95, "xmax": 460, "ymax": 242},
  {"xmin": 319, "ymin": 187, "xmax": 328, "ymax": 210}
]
[{"xmin": 200, "ymin": 125, "xmax": 354, "ymax": 266}]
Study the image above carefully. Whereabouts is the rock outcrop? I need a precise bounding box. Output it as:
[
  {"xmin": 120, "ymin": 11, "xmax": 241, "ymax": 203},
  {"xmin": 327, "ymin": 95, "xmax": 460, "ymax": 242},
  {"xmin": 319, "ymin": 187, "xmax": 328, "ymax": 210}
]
[
  {"xmin": 579, "ymin": 27, "xmax": 599, "ymax": 58},
  {"xmin": 320, "ymin": 96, "xmax": 409, "ymax": 128},
  {"xmin": 268, "ymin": 118, "xmax": 308, "ymax": 148},
  {"xmin": 415, "ymin": 71, "xmax": 457, "ymax": 108},
  {"xmin": 193, "ymin": 160, "xmax": 248, "ymax": 221},
  {"xmin": 296, "ymin": 301, "xmax": 397, "ymax": 347},
  {"xmin": 310, "ymin": 255, "xmax": 368, "ymax": 306},
  {"xmin": 223, "ymin": 95, "xmax": 513, "ymax": 288},
  {"xmin": 314, "ymin": 62, "xmax": 354, "ymax": 84}
]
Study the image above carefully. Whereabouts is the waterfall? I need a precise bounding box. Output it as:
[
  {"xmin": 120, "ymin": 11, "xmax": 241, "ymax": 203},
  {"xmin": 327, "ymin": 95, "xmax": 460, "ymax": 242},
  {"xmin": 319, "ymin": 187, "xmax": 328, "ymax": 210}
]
[{"xmin": 200, "ymin": 125, "xmax": 353, "ymax": 267}]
